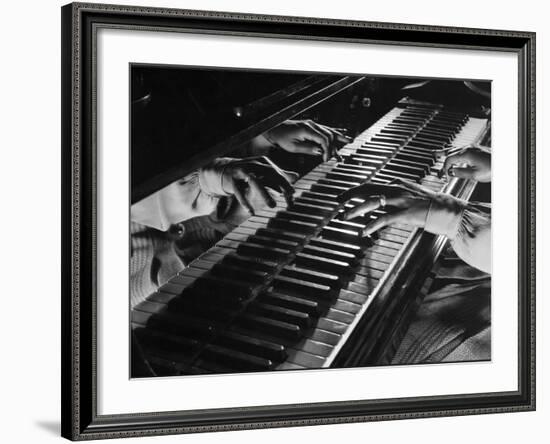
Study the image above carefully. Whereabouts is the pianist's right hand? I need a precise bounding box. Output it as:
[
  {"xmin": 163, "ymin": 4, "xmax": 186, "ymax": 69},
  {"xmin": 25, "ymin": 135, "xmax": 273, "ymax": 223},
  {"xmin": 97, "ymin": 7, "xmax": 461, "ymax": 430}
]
[{"xmin": 338, "ymin": 180, "xmax": 491, "ymax": 273}]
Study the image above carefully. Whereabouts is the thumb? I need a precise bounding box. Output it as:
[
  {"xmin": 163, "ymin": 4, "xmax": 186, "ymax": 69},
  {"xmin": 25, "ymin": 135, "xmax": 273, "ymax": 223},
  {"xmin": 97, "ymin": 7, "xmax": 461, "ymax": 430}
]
[{"xmin": 448, "ymin": 166, "xmax": 477, "ymax": 180}]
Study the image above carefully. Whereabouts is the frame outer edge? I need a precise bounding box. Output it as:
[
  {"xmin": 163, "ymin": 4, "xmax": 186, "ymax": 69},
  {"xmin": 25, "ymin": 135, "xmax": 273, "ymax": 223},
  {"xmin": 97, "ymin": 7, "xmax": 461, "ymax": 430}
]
[{"xmin": 61, "ymin": 2, "xmax": 537, "ymax": 439}]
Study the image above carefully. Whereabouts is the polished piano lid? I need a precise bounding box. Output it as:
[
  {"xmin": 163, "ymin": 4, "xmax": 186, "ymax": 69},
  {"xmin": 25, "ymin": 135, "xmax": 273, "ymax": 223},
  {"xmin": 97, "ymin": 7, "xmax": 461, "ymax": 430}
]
[{"xmin": 131, "ymin": 65, "xmax": 358, "ymax": 204}]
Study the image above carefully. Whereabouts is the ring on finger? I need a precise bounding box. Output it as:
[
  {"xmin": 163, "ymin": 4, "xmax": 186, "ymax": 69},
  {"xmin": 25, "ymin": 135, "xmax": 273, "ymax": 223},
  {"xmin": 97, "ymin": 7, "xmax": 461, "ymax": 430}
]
[{"xmin": 378, "ymin": 194, "xmax": 387, "ymax": 208}]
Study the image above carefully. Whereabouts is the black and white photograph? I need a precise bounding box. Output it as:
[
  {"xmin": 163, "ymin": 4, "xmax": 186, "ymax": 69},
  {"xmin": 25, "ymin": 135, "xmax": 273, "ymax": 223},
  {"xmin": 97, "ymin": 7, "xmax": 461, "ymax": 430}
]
[{"xmin": 130, "ymin": 66, "xmax": 492, "ymax": 378}]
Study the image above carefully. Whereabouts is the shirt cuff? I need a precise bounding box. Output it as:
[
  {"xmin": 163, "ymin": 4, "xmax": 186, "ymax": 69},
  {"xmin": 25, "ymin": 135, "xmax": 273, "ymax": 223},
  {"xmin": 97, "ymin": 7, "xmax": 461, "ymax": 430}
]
[
  {"xmin": 198, "ymin": 157, "xmax": 234, "ymax": 197},
  {"xmin": 424, "ymin": 194, "xmax": 468, "ymax": 240}
]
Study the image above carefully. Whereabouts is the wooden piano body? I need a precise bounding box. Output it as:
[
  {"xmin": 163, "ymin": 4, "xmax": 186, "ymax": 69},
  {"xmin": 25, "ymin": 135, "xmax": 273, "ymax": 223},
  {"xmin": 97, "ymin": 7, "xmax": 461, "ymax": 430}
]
[{"xmin": 130, "ymin": 70, "xmax": 490, "ymax": 376}]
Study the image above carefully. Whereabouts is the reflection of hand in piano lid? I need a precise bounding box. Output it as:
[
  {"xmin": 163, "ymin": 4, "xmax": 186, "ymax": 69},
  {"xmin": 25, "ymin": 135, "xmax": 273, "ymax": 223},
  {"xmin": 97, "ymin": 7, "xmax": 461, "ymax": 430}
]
[
  {"xmin": 219, "ymin": 156, "xmax": 298, "ymax": 216},
  {"xmin": 258, "ymin": 120, "xmax": 352, "ymax": 162}
]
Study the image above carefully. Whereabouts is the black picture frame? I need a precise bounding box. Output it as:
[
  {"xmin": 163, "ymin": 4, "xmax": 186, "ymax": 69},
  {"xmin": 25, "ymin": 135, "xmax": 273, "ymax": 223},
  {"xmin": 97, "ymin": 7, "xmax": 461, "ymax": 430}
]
[{"xmin": 61, "ymin": 2, "xmax": 536, "ymax": 440}]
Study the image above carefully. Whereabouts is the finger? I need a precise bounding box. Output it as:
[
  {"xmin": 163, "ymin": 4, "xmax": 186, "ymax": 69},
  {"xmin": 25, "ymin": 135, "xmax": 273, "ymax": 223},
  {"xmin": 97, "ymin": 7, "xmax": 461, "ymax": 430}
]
[
  {"xmin": 290, "ymin": 141, "xmax": 324, "ymax": 156},
  {"xmin": 342, "ymin": 196, "xmax": 385, "ymax": 220},
  {"xmin": 322, "ymin": 126, "xmax": 348, "ymax": 134},
  {"xmin": 247, "ymin": 175, "xmax": 276, "ymax": 209},
  {"xmin": 442, "ymin": 153, "xmax": 471, "ymax": 178},
  {"xmin": 322, "ymin": 126, "xmax": 352, "ymax": 144},
  {"xmin": 301, "ymin": 123, "xmax": 330, "ymax": 161},
  {"xmin": 311, "ymin": 122, "xmax": 335, "ymax": 144},
  {"xmin": 337, "ymin": 184, "xmax": 395, "ymax": 203},
  {"xmin": 389, "ymin": 179, "xmax": 435, "ymax": 197},
  {"xmin": 362, "ymin": 210, "xmax": 409, "ymax": 236},
  {"xmin": 260, "ymin": 167, "xmax": 295, "ymax": 203},
  {"xmin": 231, "ymin": 181, "xmax": 255, "ymax": 216},
  {"xmin": 343, "ymin": 194, "xmax": 422, "ymax": 220},
  {"xmin": 282, "ymin": 169, "xmax": 300, "ymax": 184},
  {"xmin": 447, "ymin": 166, "xmax": 477, "ymax": 180}
]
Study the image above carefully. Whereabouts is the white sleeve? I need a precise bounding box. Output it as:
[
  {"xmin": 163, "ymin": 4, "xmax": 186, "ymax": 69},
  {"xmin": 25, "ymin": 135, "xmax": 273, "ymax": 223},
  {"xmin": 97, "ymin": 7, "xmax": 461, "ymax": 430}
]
[{"xmin": 424, "ymin": 196, "xmax": 491, "ymax": 273}]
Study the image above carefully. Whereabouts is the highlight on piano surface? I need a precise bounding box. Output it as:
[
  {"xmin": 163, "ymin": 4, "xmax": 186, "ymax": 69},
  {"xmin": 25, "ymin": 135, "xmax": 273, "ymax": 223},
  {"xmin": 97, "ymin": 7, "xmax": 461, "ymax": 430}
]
[{"xmin": 129, "ymin": 64, "xmax": 492, "ymax": 378}]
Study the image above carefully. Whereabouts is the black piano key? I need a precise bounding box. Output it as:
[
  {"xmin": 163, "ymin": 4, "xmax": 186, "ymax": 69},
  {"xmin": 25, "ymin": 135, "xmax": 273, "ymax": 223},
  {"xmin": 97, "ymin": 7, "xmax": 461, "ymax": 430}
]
[
  {"xmin": 202, "ymin": 344, "xmax": 275, "ymax": 371},
  {"xmin": 344, "ymin": 156, "xmax": 384, "ymax": 168},
  {"xmin": 379, "ymin": 128, "xmax": 414, "ymax": 137},
  {"xmin": 187, "ymin": 360, "xmax": 237, "ymax": 375},
  {"xmin": 378, "ymin": 168, "xmax": 421, "ymax": 182},
  {"xmin": 317, "ymin": 178, "xmax": 361, "ymax": 188},
  {"xmin": 238, "ymin": 242, "xmax": 293, "ymax": 261},
  {"xmin": 261, "ymin": 291, "xmax": 322, "ymax": 317},
  {"xmin": 403, "ymin": 145, "xmax": 435, "ymax": 155},
  {"xmin": 288, "ymin": 202, "xmax": 336, "ymax": 217},
  {"xmin": 273, "ymin": 274, "xmax": 335, "ymax": 300},
  {"xmin": 310, "ymin": 183, "xmax": 350, "ymax": 196},
  {"xmin": 295, "ymin": 252, "xmax": 353, "ymax": 276},
  {"xmin": 333, "ymin": 164, "xmax": 377, "ymax": 174},
  {"xmin": 356, "ymin": 146, "xmax": 395, "ymax": 155},
  {"xmin": 370, "ymin": 136, "xmax": 406, "ymax": 145},
  {"xmin": 222, "ymin": 253, "xmax": 278, "ymax": 273},
  {"xmin": 408, "ymin": 139, "xmax": 443, "ymax": 150},
  {"xmin": 132, "ymin": 307, "xmax": 215, "ymax": 340},
  {"xmin": 385, "ymin": 161, "xmax": 427, "ymax": 177},
  {"xmin": 147, "ymin": 291, "xmax": 237, "ymax": 322},
  {"xmin": 281, "ymin": 265, "xmax": 341, "ymax": 288},
  {"xmin": 192, "ymin": 276, "xmax": 256, "ymax": 302},
  {"xmin": 214, "ymin": 330, "xmax": 287, "ymax": 362},
  {"xmin": 277, "ymin": 210, "xmax": 326, "ymax": 224},
  {"xmin": 248, "ymin": 302, "xmax": 312, "ymax": 329},
  {"xmin": 211, "ymin": 263, "xmax": 270, "ymax": 284},
  {"xmin": 294, "ymin": 195, "xmax": 339, "ymax": 209},
  {"xmin": 395, "ymin": 151, "xmax": 434, "ymax": 165},
  {"xmin": 268, "ymin": 218, "xmax": 318, "ymax": 235},
  {"xmin": 254, "ymin": 227, "xmax": 307, "ymax": 244},
  {"xmin": 324, "ymin": 171, "xmax": 369, "ymax": 183},
  {"xmin": 247, "ymin": 234, "xmax": 300, "ymax": 250},
  {"xmin": 133, "ymin": 325, "xmax": 200, "ymax": 353},
  {"xmin": 299, "ymin": 191, "xmax": 340, "ymax": 204},
  {"xmin": 236, "ymin": 313, "xmax": 302, "ymax": 341}
]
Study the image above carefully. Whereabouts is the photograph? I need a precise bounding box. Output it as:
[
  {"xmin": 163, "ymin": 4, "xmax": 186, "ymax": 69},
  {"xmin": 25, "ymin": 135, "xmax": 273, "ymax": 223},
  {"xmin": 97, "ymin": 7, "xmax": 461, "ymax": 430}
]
[
  {"xmin": 129, "ymin": 65, "xmax": 492, "ymax": 378},
  {"xmin": 60, "ymin": 2, "xmax": 536, "ymax": 439}
]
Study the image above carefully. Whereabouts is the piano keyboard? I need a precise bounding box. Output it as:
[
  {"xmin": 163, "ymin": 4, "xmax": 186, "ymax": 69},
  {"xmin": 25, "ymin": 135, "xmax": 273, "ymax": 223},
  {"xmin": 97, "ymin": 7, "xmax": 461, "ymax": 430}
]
[{"xmin": 132, "ymin": 100, "xmax": 489, "ymax": 375}]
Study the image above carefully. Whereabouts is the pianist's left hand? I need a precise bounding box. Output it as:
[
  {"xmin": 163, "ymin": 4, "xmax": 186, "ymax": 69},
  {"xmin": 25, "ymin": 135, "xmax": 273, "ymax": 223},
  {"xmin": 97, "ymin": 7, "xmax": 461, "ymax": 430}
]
[{"xmin": 256, "ymin": 120, "xmax": 352, "ymax": 162}]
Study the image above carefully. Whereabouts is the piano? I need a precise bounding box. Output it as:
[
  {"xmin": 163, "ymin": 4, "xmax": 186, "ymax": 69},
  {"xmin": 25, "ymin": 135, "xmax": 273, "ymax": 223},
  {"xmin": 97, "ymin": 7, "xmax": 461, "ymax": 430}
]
[{"xmin": 130, "ymin": 70, "xmax": 490, "ymax": 376}]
